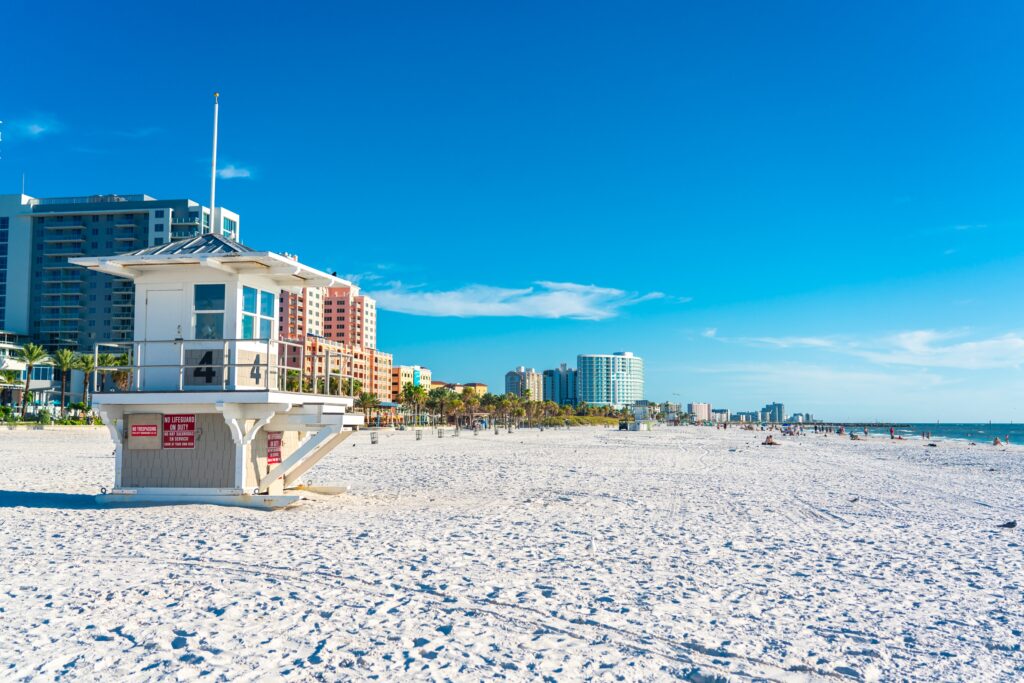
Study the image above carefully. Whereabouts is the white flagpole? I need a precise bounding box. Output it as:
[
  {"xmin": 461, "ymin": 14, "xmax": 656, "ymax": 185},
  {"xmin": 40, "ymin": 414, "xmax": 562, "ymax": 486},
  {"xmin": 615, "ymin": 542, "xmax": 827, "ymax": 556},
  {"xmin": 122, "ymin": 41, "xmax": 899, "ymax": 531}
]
[{"xmin": 209, "ymin": 92, "xmax": 220, "ymax": 231}]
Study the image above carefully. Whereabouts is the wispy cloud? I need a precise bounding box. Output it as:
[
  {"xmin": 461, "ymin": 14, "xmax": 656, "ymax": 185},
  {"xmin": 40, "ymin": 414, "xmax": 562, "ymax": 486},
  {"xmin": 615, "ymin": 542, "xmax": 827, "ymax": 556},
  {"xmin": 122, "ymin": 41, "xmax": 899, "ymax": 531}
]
[
  {"xmin": 707, "ymin": 327, "xmax": 1024, "ymax": 370},
  {"xmin": 370, "ymin": 280, "xmax": 667, "ymax": 320},
  {"xmin": 706, "ymin": 331, "xmax": 835, "ymax": 349},
  {"xmin": 217, "ymin": 164, "xmax": 252, "ymax": 179},
  {"xmin": 851, "ymin": 330, "xmax": 1024, "ymax": 370},
  {"xmin": 5, "ymin": 117, "xmax": 62, "ymax": 139},
  {"xmin": 952, "ymin": 223, "xmax": 986, "ymax": 231}
]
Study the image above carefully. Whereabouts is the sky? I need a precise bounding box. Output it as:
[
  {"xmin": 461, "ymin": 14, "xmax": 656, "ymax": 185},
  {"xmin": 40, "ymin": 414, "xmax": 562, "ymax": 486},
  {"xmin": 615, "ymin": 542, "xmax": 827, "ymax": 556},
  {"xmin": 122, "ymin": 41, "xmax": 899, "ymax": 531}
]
[{"xmin": 1, "ymin": 0, "xmax": 1022, "ymax": 421}]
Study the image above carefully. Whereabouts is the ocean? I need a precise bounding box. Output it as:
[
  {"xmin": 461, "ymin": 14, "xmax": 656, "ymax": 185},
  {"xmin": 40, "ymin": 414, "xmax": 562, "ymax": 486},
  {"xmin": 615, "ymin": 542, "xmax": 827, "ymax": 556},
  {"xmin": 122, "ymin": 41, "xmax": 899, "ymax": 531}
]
[{"xmin": 858, "ymin": 423, "xmax": 1023, "ymax": 444}]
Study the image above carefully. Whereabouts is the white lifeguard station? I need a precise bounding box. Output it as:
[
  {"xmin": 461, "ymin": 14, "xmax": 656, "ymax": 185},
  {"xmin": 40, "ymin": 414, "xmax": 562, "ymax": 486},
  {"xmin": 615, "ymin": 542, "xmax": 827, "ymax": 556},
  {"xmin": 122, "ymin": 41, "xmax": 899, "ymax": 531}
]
[{"xmin": 70, "ymin": 234, "xmax": 363, "ymax": 509}]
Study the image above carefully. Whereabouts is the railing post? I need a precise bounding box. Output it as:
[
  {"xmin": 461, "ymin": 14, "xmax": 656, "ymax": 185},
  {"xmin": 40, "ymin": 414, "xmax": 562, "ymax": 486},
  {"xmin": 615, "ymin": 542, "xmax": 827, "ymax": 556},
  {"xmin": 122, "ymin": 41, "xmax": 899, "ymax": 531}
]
[
  {"xmin": 222, "ymin": 339, "xmax": 229, "ymax": 390},
  {"xmin": 134, "ymin": 342, "xmax": 142, "ymax": 390},
  {"xmin": 325, "ymin": 349, "xmax": 331, "ymax": 395},
  {"xmin": 178, "ymin": 341, "xmax": 185, "ymax": 391}
]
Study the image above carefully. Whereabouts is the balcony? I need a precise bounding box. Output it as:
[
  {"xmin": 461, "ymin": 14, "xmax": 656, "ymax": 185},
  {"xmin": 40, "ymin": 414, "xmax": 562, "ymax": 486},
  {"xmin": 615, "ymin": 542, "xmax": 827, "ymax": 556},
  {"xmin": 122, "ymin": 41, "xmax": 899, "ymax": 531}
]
[
  {"xmin": 41, "ymin": 301, "xmax": 84, "ymax": 309},
  {"xmin": 43, "ymin": 223, "xmax": 85, "ymax": 231}
]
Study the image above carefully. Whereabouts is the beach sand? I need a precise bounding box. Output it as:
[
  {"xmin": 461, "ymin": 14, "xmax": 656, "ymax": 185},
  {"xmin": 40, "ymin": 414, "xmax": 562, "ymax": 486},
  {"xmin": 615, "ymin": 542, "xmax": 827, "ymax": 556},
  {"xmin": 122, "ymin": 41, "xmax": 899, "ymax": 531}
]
[{"xmin": 0, "ymin": 426, "xmax": 1021, "ymax": 680}]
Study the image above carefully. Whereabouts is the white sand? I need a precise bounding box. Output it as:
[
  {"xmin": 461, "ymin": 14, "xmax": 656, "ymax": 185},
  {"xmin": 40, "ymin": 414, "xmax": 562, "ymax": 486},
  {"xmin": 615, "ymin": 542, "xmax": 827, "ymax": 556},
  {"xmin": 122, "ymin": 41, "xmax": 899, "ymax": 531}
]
[{"xmin": 1, "ymin": 426, "xmax": 1021, "ymax": 681}]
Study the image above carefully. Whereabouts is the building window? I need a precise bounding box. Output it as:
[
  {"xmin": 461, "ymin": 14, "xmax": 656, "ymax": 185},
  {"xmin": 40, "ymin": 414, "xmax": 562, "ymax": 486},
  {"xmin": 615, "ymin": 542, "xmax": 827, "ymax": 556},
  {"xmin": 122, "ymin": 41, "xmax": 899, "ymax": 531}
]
[
  {"xmin": 155, "ymin": 224, "xmax": 164, "ymax": 232},
  {"xmin": 242, "ymin": 286, "xmax": 275, "ymax": 339},
  {"xmin": 194, "ymin": 284, "xmax": 225, "ymax": 339},
  {"xmin": 155, "ymin": 210, "xmax": 165, "ymax": 218}
]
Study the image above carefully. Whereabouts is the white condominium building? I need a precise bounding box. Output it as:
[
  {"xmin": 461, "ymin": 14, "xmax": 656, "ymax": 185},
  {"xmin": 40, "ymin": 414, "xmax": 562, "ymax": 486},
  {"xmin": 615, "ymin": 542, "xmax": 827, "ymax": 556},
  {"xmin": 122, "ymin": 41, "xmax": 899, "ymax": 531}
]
[{"xmin": 577, "ymin": 351, "xmax": 644, "ymax": 408}]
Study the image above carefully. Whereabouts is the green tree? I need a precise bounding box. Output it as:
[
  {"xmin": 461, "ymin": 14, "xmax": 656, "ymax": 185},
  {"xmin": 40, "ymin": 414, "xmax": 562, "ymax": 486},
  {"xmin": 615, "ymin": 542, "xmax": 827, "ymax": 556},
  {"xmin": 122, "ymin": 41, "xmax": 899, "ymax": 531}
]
[
  {"xmin": 96, "ymin": 353, "xmax": 119, "ymax": 392},
  {"xmin": 52, "ymin": 348, "xmax": 77, "ymax": 414},
  {"xmin": 401, "ymin": 382, "xmax": 427, "ymax": 425},
  {"xmin": 15, "ymin": 343, "xmax": 50, "ymax": 419},
  {"xmin": 354, "ymin": 391, "xmax": 380, "ymax": 424},
  {"xmin": 75, "ymin": 353, "xmax": 96, "ymax": 408}
]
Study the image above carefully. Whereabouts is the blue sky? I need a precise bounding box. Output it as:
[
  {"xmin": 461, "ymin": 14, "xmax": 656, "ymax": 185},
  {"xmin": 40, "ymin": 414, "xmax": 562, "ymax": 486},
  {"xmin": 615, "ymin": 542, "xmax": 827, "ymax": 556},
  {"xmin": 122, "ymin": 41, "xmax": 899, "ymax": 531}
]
[{"xmin": 2, "ymin": 0, "xmax": 1023, "ymax": 421}]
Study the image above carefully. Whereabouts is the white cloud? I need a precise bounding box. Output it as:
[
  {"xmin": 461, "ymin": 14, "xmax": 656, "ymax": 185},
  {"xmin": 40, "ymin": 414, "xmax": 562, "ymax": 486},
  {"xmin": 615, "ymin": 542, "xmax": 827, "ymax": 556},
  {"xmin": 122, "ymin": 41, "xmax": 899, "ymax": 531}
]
[
  {"xmin": 6, "ymin": 117, "xmax": 61, "ymax": 139},
  {"xmin": 217, "ymin": 164, "xmax": 252, "ymax": 179},
  {"xmin": 709, "ymin": 327, "xmax": 1024, "ymax": 370},
  {"xmin": 702, "ymin": 328, "xmax": 717, "ymax": 338},
  {"xmin": 707, "ymin": 332, "xmax": 835, "ymax": 349},
  {"xmin": 952, "ymin": 223, "xmax": 987, "ymax": 231},
  {"xmin": 852, "ymin": 330, "xmax": 1024, "ymax": 370},
  {"xmin": 370, "ymin": 281, "xmax": 666, "ymax": 320}
]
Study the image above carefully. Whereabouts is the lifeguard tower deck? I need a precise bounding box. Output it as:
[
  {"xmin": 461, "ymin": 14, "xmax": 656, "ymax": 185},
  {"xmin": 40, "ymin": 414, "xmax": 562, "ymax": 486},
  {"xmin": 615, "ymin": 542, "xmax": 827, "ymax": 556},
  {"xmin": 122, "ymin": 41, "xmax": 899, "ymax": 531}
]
[{"xmin": 71, "ymin": 235, "xmax": 363, "ymax": 509}]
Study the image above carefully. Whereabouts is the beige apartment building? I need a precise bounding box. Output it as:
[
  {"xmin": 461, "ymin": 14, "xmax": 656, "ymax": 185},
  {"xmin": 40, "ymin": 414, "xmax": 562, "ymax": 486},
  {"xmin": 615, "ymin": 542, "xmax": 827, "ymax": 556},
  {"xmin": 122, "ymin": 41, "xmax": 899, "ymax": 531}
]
[{"xmin": 391, "ymin": 365, "xmax": 432, "ymax": 400}]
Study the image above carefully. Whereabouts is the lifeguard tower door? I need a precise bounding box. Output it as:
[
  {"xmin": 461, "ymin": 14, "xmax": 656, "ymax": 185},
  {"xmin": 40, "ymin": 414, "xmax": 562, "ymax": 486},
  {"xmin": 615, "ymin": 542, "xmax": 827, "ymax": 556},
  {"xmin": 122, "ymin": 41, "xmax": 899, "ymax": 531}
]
[{"xmin": 143, "ymin": 288, "xmax": 182, "ymax": 390}]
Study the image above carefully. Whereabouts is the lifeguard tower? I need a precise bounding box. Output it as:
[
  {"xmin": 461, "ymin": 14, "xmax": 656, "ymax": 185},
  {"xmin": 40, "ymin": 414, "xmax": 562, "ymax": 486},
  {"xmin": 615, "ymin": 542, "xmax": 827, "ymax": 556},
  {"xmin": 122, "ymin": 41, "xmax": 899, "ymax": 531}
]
[{"xmin": 70, "ymin": 235, "xmax": 363, "ymax": 509}]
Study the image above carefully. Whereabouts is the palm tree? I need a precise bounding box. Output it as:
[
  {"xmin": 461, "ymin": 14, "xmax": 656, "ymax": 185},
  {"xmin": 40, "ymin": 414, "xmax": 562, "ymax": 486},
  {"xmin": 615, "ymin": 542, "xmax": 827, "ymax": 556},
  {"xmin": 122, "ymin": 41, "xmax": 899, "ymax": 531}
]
[
  {"xmin": 343, "ymin": 377, "xmax": 363, "ymax": 397},
  {"xmin": 427, "ymin": 387, "xmax": 456, "ymax": 426},
  {"xmin": 449, "ymin": 396, "xmax": 464, "ymax": 427},
  {"xmin": 461, "ymin": 392, "xmax": 480, "ymax": 427},
  {"xmin": 1, "ymin": 369, "xmax": 22, "ymax": 410},
  {"xmin": 52, "ymin": 348, "xmax": 77, "ymax": 415},
  {"xmin": 75, "ymin": 353, "xmax": 96, "ymax": 408},
  {"xmin": 15, "ymin": 343, "xmax": 50, "ymax": 419},
  {"xmin": 96, "ymin": 352, "xmax": 118, "ymax": 392},
  {"xmin": 113, "ymin": 353, "xmax": 133, "ymax": 391},
  {"xmin": 354, "ymin": 391, "xmax": 380, "ymax": 424}
]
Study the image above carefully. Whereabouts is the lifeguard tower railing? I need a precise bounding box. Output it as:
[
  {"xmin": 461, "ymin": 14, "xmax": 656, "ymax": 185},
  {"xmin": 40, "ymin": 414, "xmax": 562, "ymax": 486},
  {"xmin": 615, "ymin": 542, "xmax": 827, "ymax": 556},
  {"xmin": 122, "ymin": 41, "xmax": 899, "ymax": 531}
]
[{"xmin": 90, "ymin": 338, "xmax": 362, "ymax": 397}]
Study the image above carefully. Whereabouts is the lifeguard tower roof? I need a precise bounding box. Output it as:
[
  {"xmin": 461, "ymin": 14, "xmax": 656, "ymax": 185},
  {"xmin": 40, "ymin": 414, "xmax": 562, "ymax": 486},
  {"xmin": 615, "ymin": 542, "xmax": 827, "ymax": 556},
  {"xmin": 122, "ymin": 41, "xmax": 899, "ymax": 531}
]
[{"xmin": 73, "ymin": 233, "xmax": 346, "ymax": 290}]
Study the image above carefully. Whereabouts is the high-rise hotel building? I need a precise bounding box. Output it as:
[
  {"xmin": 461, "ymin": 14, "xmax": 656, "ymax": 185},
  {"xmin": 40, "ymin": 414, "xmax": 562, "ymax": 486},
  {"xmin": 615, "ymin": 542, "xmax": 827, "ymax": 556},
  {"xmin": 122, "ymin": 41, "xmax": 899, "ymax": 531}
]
[
  {"xmin": 278, "ymin": 281, "xmax": 392, "ymax": 401},
  {"xmin": 577, "ymin": 351, "xmax": 644, "ymax": 408},
  {"xmin": 0, "ymin": 193, "xmax": 239, "ymax": 349}
]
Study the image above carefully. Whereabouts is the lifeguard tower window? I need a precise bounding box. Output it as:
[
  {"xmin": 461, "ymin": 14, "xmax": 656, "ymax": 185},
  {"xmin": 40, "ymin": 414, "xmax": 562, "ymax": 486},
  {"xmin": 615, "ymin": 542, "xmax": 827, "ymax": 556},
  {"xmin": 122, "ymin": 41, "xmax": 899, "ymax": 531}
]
[
  {"xmin": 242, "ymin": 286, "xmax": 275, "ymax": 340},
  {"xmin": 194, "ymin": 284, "xmax": 226, "ymax": 340}
]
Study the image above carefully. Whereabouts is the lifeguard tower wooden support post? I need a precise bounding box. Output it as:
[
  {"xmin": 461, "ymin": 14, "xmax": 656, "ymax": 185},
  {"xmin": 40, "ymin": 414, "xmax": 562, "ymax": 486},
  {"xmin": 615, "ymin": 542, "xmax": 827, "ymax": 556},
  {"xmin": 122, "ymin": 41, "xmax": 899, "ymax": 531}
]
[{"xmin": 71, "ymin": 235, "xmax": 362, "ymax": 509}]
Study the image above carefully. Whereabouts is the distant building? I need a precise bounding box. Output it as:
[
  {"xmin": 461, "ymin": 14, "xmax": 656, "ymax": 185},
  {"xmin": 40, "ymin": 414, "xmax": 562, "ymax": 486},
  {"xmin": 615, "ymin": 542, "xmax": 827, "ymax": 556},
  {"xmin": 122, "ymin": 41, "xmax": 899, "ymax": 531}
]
[
  {"xmin": 632, "ymin": 399, "xmax": 659, "ymax": 420},
  {"xmin": 505, "ymin": 366, "xmax": 543, "ymax": 399},
  {"xmin": 762, "ymin": 402, "xmax": 786, "ymax": 423},
  {"xmin": 424, "ymin": 381, "xmax": 486, "ymax": 396},
  {"xmin": 577, "ymin": 352, "xmax": 644, "ymax": 408},
  {"xmin": 462, "ymin": 382, "xmax": 488, "ymax": 396},
  {"xmin": 0, "ymin": 192, "xmax": 239, "ymax": 349},
  {"xmin": 323, "ymin": 285, "xmax": 376, "ymax": 349},
  {"xmin": 711, "ymin": 408, "xmax": 730, "ymax": 423},
  {"xmin": 279, "ymin": 287, "xmax": 324, "ymax": 339},
  {"xmin": 542, "ymin": 363, "xmax": 578, "ymax": 406},
  {"xmin": 391, "ymin": 365, "xmax": 432, "ymax": 399},
  {"xmin": 688, "ymin": 402, "xmax": 712, "ymax": 422}
]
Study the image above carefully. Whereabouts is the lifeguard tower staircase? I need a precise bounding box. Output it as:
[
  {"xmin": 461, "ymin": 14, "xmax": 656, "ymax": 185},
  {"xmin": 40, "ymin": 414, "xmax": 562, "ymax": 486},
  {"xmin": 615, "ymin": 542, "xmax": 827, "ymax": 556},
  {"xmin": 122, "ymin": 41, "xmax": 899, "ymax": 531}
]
[{"xmin": 71, "ymin": 235, "xmax": 363, "ymax": 508}]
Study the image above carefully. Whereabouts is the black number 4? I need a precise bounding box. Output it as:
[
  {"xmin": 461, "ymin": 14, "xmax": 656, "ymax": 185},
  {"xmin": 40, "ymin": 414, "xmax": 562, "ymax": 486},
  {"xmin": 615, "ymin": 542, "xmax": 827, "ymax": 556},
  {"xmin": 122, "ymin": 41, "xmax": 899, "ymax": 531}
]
[
  {"xmin": 194, "ymin": 351, "xmax": 216, "ymax": 384},
  {"xmin": 250, "ymin": 354, "xmax": 262, "ymax": 384}
]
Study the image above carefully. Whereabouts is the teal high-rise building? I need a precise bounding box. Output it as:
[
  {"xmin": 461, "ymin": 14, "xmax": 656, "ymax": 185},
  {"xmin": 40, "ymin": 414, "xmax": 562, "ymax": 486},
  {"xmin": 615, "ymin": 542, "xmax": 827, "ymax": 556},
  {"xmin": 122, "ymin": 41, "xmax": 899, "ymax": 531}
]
[{"xmin": 576, "ymin": 351, "xmax": 644, "ymax": 409}]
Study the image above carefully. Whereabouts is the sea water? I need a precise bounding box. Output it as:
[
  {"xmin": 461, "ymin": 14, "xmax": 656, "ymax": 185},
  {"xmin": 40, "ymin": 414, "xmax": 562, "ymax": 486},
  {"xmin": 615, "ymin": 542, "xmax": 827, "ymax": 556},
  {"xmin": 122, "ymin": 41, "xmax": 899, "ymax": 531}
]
[{"xmin": 863, "ymin": 423, "xmax": 1023, "ymax": 444}]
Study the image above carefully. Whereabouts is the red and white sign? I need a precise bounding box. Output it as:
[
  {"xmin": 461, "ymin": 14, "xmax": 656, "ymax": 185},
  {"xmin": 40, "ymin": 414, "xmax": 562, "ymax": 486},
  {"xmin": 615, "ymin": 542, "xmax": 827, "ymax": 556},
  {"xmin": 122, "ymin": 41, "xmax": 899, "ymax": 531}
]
[
  {"xmin": 163, "ymin": 414, "xmax": 196, "ymax": 449},
  {"xmin": 266, "ymin": 432, "xmax": 283, "ymax": 466},
  {"xmin": 130, "ymin": 424, "xmax": 158, "ymax": 438}
]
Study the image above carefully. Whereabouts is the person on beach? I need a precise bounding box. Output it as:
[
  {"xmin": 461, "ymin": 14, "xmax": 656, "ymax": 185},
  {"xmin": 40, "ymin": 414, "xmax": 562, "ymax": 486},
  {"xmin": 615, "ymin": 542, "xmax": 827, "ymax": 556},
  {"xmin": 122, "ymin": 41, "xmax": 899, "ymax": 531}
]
[
  {"xmin": 994, "ymin": 437, "xmax": 1003, "ymax": 446},
  {"xmin": 762, "ymin": 434, "xmax": 777, "ymax": 445},
  {"xmin": 890, "ymin": 426, "xmax": 895, "ymax": 439}
]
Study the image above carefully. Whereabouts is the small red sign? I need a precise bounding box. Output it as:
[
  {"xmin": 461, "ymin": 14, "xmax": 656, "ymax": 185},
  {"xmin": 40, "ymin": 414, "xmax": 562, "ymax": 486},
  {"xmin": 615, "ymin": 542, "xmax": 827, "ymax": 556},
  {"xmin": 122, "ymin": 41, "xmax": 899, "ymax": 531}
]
[
  {"xmin": 266, "ymin": 432, "xmax": 283, "ymax": 466},
  {"xmin": 163, "ymin": 414, "xmax": 196, "ymax": 449},
  {"xmin": 131, "ymin": 424, "xmax": 158, "ymax": 438}
]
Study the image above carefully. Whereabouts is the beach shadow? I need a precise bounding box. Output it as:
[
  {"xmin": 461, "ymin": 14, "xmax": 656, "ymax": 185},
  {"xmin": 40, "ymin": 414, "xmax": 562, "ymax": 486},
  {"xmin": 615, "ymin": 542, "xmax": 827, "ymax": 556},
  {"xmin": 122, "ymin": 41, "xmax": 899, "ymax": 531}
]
[{"xmin": 0, "ymin": 490, "xmax": 100, "ymax": 509}]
